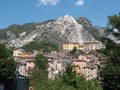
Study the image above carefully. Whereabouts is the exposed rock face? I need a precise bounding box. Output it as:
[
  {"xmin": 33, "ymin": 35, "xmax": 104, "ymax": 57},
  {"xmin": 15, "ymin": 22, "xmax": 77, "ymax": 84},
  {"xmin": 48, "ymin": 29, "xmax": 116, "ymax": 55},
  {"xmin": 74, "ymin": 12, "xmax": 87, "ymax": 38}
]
[
  {"xmin": 56, "ymin": 15, "xmax": 95, "ymax": 44},
  {"xmin": 77, "ymin": 16, "xmax": 93, "ymax": 30},
  {"xmin": 7, "ymin": 31, "xmax": 16, "ymax": 40},
  {"xmin": 7, "ymin": 15, "xmax": 98, "ymax": 48}
]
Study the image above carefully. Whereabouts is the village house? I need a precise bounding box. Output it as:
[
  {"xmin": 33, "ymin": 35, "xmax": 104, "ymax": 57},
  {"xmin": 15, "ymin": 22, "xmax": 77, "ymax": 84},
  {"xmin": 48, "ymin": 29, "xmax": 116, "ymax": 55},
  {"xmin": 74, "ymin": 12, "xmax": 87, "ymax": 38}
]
[
  {"xmin": 83, "ymin": 65, "xmax": 98, "ymax": 80},
  {"xmin": 13, "ymin": 49, "xmax": 35, "ymax": 77},
  {"xmin": 83, "ymin": 41, "xmax": 104, "ymax": 50},
  {"xmin": 78, "ymin": 54, "xmax": 91, "ymax": 62},
  {"xmin": 34, "ymin": 50, "xmax": 43, "ymax": 56},
  {"xmin": 98, "ymin": 57, "xmax": 107, "ymax": 68},
  {"xmin": 71, "ymin": 59, "xmax": 86, "ymax": 74},
  {"xmin": 25, "ymin": 59, "xmax": 35, "ymax": 77},
  {"xmin": 46, "ymin": 51, "xmax": 60, "ymax": 79},
  {"xmin": 72, "ymin": 59, "xmax": 86, "ymax": 69},
  {"xmin": 13, "ymin": 48, "xmax": 25, "ymax": 59},
  {"xmin": 47, "ymin": 56, "xmax": 60, "ymax": 79}
]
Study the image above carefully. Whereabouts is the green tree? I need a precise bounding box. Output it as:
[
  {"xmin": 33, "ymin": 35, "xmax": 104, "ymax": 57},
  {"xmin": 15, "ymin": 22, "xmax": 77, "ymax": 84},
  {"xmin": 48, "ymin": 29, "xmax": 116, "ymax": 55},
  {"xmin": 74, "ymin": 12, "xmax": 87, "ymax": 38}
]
[
  {"xmin": 100, "ymin": 13, "xmax": 120, "ymax": 90},
  {"xmin": 71, "ymin": 47, "xmax": 77, "ymax": 54},
  {"xmin": 35, "ymin": 54, "xmax": 48, "ymax": 70},
  {"xmin": 0, "ymin": 44, "xmax": 16, "ymax": 80},
  {"xmin": 61, "ymin": 63, "xmax": 77, "ymax": 87},
  {"xmin": 0, "ymin": 44, "xmax": 11, "ymax": 59},
  {"xmin": 30, "ymin": 54, "xmax": 48, "ymax": 90},
  {"xmin": 0, "ymin": 59, "xmax": 16, "ymax": 80}
]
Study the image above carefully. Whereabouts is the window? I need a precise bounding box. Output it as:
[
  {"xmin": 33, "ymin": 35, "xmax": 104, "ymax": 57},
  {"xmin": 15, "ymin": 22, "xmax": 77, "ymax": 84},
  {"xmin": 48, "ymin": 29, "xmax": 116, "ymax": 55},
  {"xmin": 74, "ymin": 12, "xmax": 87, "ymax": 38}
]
[
  {"xmin": 28, "ymin": 67, "xmax": 31, "ymax": 70},
  {"xmin": 29, "ymin": 62, "xmax": 31, "ymax": 64}
]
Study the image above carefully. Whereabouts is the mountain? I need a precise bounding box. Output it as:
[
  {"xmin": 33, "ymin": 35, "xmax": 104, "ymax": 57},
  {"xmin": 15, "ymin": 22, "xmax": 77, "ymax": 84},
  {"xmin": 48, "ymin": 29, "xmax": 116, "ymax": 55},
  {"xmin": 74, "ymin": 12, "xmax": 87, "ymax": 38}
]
[
  {"xmin": 0, "ymin": 23, "xmax": 37, "ymax": 42},
  {"xmin": 0, "ymin": 15, "xmax": 103, "ymax": 48},
  {"xmin": 77, "ymin": 17, "xmax": 106, "ymax": 41},
  {"xmin": 0, "ymin": 21, "xmax": 57, "ymax": 43}
]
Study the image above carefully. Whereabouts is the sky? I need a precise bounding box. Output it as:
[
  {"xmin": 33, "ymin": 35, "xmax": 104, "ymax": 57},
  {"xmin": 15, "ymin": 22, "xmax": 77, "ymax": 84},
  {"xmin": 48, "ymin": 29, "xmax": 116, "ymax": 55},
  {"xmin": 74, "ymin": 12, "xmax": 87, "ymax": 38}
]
[{"xmin": 0, "ymin": 0, "xmax": 120, "ymax": 29}]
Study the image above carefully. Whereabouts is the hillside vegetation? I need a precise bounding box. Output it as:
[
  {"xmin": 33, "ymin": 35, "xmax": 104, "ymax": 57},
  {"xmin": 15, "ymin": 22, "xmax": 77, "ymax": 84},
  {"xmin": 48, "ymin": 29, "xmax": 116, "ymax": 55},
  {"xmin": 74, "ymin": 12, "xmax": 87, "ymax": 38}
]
[{"xmin": 22, "ymin": 41, "xmax": 59, "ymax": 52}]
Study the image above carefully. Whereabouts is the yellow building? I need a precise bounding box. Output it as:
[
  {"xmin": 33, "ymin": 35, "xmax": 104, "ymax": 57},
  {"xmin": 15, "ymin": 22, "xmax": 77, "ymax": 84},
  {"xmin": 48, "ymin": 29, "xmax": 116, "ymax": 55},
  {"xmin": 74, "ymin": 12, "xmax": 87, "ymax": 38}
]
[
  {"xmin": 63, "ymin": 43, "xmax": 84, "ymax": 51},
  {"xmin": 63, "ymin": 43, "xmax": 80, "ymax": 51}
]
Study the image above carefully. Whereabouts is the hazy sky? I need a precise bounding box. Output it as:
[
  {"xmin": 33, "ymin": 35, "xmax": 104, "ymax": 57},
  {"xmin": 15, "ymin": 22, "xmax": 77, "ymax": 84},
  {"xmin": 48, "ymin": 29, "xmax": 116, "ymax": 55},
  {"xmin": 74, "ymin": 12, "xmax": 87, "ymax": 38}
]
[{"xmin": 0, "ymin": 0, "xmax": 120, "ymax": 28}]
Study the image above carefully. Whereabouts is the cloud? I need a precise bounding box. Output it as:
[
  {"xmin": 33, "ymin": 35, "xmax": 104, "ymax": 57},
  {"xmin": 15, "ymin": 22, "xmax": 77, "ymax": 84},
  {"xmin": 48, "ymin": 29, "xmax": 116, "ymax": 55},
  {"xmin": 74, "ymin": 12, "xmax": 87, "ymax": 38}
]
[
  {"xmin": 36, "ymin": 0, "xmax": 60, "ymax": 6},
  {"xmin": 75, "ymin": 0, "xmax": 84, "ymax": 6}
]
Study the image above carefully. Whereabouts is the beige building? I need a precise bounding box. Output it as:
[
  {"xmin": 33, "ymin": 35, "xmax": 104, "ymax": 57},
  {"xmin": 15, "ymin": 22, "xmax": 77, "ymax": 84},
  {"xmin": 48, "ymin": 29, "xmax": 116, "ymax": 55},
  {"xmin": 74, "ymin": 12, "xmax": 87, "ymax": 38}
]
[
  {"xmin": 25, "ymin": 59, "xmax": 35, "ymax": 77},
  {"xmin": 71, "ymin": 59, "xmax": 86, "ymax": 74},
  {"xmin": 84, "ymin": 41, "xmax": 104, "ymax": 50},
  {"xmin": 47, "ymin": 56, "xmax": 61, "ymax": 79},
  {"xmin": 78, "ymin": 54, "xmax": 91, "ymax": 62},
  {"xmin": 83, "ymin": 65, "xmax": 98, "ymax": 80},
  {"xmin": 13, "ymin": 48, "xmax": 25, "ymax": 58}
]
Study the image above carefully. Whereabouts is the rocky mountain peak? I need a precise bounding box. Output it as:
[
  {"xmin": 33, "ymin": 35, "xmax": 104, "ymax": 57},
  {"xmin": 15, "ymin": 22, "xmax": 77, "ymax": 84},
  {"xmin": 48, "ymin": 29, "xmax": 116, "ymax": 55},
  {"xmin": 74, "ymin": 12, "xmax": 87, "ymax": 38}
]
[
  {"xmin": 77, "ymin": 16, "xmax": 92, "ymax": 30},
  {"xmin": 58, "ymin": 15, "xmax": 77, "ymax": 24}
]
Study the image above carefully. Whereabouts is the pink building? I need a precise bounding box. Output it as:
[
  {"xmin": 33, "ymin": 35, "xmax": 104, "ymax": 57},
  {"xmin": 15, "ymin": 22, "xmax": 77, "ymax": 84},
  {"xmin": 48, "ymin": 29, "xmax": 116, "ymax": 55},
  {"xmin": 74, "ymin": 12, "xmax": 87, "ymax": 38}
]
[
  {"xmin": 78, "ymin": 54, "xmax": 91, "ymax": 62},
  {"xmin": 25, "ymin": 59, "xmax": 35, "ymax": 77},
  {"xmin": 83, "ymin": 65, "xmax": 98, "ymax": 80},
  {"xmin": 71, "ymin": 59, "xmax": 86, "ymax": 74},
  {"xmin": 72, "ymin": 59, "xmax": 86, "ymax": 69}
]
